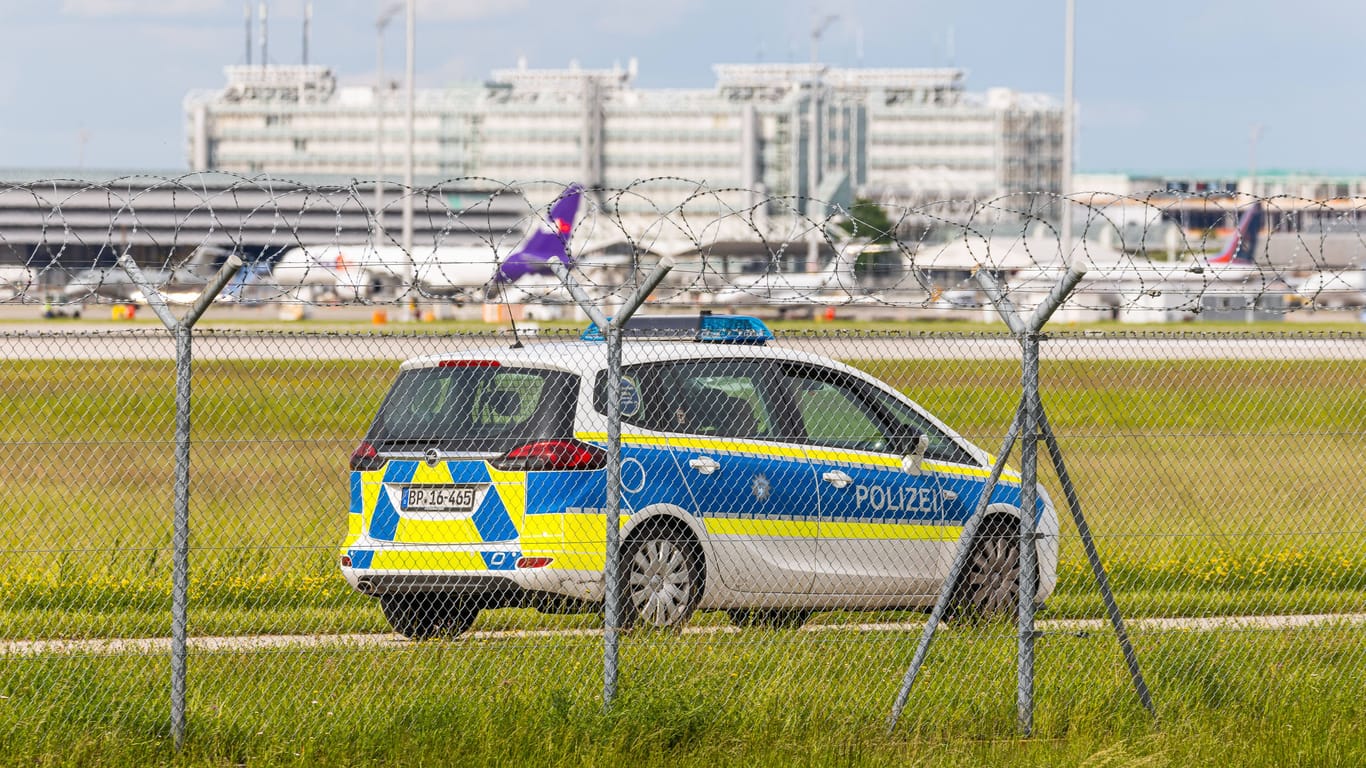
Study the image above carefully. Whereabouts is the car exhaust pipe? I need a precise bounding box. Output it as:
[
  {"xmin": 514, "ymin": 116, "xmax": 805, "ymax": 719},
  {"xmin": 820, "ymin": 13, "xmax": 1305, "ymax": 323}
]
[{"xmin": 356, "ymin": 578, "xmax": 375, "ymax": 595}]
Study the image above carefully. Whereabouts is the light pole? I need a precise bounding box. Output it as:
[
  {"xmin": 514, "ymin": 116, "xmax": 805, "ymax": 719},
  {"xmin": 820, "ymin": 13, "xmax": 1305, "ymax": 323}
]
[
  {"xmin": 1249, "ymin": 123, "xmax": 1263, "ymax": 196},
  {"xmin": 806, "ymin": 13, "xmax": 838, "ymax": 274},
  {"xmin": 374, "ymin": 2, "xmax": 402, "ymax": 241},
  {"xmin": 402, "ymin": 0, "xmax": 416, "ymax": 261},
  {"xmin": 1061, "ymin": 0, "xmax": 1075, "ymax": 267}
]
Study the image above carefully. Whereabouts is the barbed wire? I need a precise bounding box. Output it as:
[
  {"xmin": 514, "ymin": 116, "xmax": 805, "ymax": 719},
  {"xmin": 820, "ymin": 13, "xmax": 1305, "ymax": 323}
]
[{"xmin": 1, "ymin": 174, "xmax": 1363, "ymax": 318}]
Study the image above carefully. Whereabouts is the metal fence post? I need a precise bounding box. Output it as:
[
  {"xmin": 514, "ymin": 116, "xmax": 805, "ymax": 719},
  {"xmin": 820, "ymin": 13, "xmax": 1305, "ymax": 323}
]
[
  {"xmin": 550, "ymin": 255, "xmax": 674, "ymax": 710},
  {"xmin": 168, "ymin": 324, "xmax": 193, "ymax": 747},
  {"xmin": 119, "ymin": 252, "xmax": 242, "ymax": 749},
  {"xmin": 602, "ymin": 321, "xmax": 623, "ymax": 705},
  {"xmin": 890, "ymin": 265, "xmax": 1099, "ymax": 735},
  {"xmin": 1017, "ymin": 331, "xmax": 1040, "ymax": 736}
]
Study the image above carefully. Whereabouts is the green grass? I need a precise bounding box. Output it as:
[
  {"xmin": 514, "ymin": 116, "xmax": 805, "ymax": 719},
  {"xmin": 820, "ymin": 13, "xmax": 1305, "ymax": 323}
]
[
  {"xmin": 1, "ymin": 334, "xmax": 1364, "ymax": 764},
  {"xmin": 1, "ymin": 345, "xmax": 1364, "ymax": 639},
  {"xmin": 0, "ymin": 626, "xmax": 1363, "ymax": 765}
]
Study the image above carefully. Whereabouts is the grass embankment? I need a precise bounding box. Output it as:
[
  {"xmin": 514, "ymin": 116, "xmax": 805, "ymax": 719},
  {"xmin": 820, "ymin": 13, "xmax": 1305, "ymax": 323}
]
[
  {"xmin": 0, "ymin": 349, "xmax": 1363, "ymax": 640},
  {"xmin": 0, "ymin": 626, "xmax": 1362, "ymax": 766}
]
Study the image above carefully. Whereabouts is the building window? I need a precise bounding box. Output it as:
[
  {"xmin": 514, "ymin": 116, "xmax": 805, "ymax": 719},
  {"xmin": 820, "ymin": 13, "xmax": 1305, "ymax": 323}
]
[{"xmin": 293, "ymin": 138, "xmax": 308, "ymax": 153}]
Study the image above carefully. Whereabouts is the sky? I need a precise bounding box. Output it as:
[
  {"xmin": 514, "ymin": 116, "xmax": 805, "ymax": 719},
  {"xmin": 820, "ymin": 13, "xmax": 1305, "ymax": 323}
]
[{"xmin": 1, "ymin": 0, "xmax": 1363, "ymax": 176}]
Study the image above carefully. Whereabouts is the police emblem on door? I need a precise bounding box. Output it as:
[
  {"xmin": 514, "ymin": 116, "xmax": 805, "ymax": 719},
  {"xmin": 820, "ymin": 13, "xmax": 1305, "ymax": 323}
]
[{"xmin": 751, "ymin": 473, "xmax": 771, "ymax": 502}]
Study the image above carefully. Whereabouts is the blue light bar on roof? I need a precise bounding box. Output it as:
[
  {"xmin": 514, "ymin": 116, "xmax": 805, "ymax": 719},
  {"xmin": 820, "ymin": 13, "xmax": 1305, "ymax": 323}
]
[
  {"xmin": 697, "ymin": 314, "xmax": 774, "ymax": 344},
  {"xmin": 580, "ymin": 313, "xmax": 773, "ymax": 345}
]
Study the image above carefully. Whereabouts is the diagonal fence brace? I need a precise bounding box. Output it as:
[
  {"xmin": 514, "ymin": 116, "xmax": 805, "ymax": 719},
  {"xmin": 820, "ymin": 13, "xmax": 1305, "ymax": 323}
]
[{"xmin": 888, "ymin": 263, "xmax": 1153, "ymax": 735}]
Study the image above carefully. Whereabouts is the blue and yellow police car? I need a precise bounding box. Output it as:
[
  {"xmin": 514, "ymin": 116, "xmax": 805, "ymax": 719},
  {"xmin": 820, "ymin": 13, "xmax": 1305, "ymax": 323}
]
[{"xmin": 340, "ymin": 315, "xmax": 1057, "ymax": 638}]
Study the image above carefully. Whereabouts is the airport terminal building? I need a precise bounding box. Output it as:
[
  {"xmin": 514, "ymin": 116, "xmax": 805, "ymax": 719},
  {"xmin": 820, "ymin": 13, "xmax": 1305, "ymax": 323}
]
[{"xmin": 184, "ymin": 61, "xmax": 1064, "ymax": 221}]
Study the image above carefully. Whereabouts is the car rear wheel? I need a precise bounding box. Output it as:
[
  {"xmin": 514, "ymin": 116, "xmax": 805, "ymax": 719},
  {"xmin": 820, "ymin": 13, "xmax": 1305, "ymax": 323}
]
[
  {"xmin": 622, "ymin": 532, "xmax": 702, "ymax": 629},
  {"xmin": 727, "ymin": 608, "xmax": 812, "ymax": 629},
  {"xmin": 380, "ymin": 592, "xmax": 480, "ymax": 640},
  {"xmin": 949, "ymin": 521, "xmax": 1021, "ymax": 621}
]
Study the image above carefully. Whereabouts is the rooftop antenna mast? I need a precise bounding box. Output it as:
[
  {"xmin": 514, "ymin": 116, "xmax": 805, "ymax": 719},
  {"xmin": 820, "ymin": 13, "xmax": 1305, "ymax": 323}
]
[
  {"xmin": 244, "ymin": 2, "xmax": 252, "ymax": 66},
  {"xmin": 302, "ymin": 0, "xmax": 311, "ymax": 65},
  {"xmin": 259, "ymin": 1, "xmax": 268, "ymax": 69}
]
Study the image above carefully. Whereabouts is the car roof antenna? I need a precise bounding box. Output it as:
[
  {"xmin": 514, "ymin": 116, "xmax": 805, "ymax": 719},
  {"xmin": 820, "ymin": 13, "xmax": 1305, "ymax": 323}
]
[{"xmin": 500, "ymin": 281, "xmax": 524, "ymax": 349}]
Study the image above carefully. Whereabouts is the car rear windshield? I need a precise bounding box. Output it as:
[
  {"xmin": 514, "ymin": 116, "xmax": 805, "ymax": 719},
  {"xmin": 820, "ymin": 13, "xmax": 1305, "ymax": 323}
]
[{"xmin": 364, "ymin": 365, "xmax": 578, "ymax": 454}]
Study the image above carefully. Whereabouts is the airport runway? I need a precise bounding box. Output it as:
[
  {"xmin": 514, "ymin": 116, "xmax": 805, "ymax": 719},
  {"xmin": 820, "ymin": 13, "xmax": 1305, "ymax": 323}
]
[{"xmin": 4, "ymin": 329, "xmax": 1365, "ymax": 361}]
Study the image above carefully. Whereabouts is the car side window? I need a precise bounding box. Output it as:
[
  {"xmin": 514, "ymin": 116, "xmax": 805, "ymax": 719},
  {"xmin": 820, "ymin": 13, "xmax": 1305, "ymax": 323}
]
[
  {"xmin": 864, "ymin": 386, "xmax": 978, "ymax": 466},
  {"xmin": 666, "ymin": 360, "xmax": 777, "ymax": 439},
  {"xmin": 783, "ymin": 368, "xmax": 889, "ymax": 453},
  {"xmin": 596, "ymin": 359, "xmax": 779, "ymax": 440}
]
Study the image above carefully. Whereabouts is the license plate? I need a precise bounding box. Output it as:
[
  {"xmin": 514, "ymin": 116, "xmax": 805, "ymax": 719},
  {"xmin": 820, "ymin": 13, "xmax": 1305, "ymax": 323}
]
[{"xmin": 403, "ymin": 485, "xmax": 477, "ymax": 512}]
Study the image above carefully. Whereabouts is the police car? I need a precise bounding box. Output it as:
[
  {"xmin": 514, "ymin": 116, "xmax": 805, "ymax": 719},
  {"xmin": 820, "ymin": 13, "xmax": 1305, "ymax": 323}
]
[{"xmin": 340, "ymin": 315, "xmax": 1057, "ymax": 638}]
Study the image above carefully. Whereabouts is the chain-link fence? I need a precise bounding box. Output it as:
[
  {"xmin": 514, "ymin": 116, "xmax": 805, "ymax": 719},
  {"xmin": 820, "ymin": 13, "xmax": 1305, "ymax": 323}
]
[
  {"xmin": 1, "ymin": 178, "xmax": 1364, "ymax": 761},
  {"xmin": 3, "ymin": 328, "xmax": 1363, "ymax": 752}
]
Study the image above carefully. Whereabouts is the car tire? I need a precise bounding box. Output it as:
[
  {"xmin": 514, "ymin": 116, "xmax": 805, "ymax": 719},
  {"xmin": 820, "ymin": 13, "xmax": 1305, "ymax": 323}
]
[
  {"xmin": 948, "ymin": 519, "xmax": 1021, "ymax": 622},
  {"xmin": 621, "ymin": 530, "xmax": 703, "ymax": 629},
  {"xmin": 380, "ymin": 592, "xmax": 480, "ymax": 640},
  {"xmin": 727, "ymin": 608, "xmax": 812, "ymax": 629}
]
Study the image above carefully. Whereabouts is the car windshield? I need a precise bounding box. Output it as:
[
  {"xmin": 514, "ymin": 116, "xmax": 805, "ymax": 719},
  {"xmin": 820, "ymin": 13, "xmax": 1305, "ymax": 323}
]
[{"xmin": 365, "ymin": 365, "xmax": 578, "ymax": 454}]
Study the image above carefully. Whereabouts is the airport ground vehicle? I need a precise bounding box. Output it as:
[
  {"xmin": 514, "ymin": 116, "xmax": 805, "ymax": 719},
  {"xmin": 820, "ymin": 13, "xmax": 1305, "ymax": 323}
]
[{"xmin": 339, "ymin": 315, "xmax": 1057, "ymax": 638}]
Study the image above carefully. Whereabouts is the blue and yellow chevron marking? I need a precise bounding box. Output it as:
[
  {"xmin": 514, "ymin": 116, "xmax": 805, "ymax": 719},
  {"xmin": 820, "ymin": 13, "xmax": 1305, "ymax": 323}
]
[{"xmin": 354, "ymin": 460, "xmax": 527, "ymax": 546}]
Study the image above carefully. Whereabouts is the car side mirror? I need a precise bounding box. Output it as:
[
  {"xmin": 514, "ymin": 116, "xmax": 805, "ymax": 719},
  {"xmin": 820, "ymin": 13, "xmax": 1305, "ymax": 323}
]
[{"xmin": 901, "ymin": 433, "xmax": 929, "ymax": 475}]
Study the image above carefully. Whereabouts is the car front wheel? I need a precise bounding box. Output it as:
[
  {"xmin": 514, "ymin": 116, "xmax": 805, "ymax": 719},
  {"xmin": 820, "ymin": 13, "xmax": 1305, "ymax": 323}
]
[{"xmin": 949, "ymin": 522, "xmax": 1021, "ymax": 621}]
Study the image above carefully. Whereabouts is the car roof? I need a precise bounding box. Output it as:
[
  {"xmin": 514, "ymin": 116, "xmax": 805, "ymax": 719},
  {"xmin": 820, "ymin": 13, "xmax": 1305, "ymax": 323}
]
[{"xmin": 399, "ymin": 339, "xmax": 858, "ymax": 376}]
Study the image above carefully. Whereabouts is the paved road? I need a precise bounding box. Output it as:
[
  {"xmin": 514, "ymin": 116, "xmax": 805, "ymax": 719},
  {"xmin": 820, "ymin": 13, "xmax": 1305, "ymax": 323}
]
[
  {"xmin": 4, "ymin": 331, "xmax": 1365, "ymax": 361},
  {"xmin": 5, "ymin": 612, "xmax": 1364, "ymax": 657}
]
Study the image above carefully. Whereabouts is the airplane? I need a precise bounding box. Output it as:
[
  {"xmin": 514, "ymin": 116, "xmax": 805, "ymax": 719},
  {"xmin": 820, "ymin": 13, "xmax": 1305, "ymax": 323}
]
[
  {"xmin": 62, "ymin": 245, "xmax": 234, "ymax": 305},
  {"xmin": 1276, "ymin": 208, "xmax": 1366, "ymax": 310},
  {"xmin": 1291, "ymin": 269, "xmax": 1366, "ymax": 309},
  {"xmin": 1001, "ymin": 201, "xmax": 1292, "ymax": 322},
  {"xmin": 710, "ymin": 239, "xmax": 870, "ymax": 315},
  {"xmin": 0, "ymin": 265, "xmax": 36, "ymax": 301},
  {"xmin": 885, "ymin": 201, "xmax": 1285, "ymax": 323},
  {"xmin": 267, "ymin": 183, "xmax": 585, "ymax": 304}
]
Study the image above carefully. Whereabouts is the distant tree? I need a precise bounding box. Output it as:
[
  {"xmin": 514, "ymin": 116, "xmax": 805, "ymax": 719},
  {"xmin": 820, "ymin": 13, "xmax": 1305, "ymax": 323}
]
[
  {"xmin": 835, "ymin": 198, "xmax": 896, "ymax": 243},
  {"xmin": 835, "ymin": 198, "xmax": 900, "ymax": 279}
]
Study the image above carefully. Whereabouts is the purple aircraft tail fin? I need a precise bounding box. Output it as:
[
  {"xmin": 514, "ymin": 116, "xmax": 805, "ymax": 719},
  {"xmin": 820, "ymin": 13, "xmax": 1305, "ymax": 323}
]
[
  {"xmin": 1208, "ymin": 202, "xmax": 1263, "ymax": 265},
  {"xmin": 491, "ymin": 183, "xmax": 585, "ymax": 288}
]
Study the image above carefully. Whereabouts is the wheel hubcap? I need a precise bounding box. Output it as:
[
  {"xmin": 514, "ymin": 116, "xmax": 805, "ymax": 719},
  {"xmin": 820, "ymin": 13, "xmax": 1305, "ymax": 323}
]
[
  {"xmin": 963, "ymin": 535, "xmax": 1020, "ymax": 615},
  {"xmin": 628, "ymin": 539, "xmax": 692, "ymax": 627}
]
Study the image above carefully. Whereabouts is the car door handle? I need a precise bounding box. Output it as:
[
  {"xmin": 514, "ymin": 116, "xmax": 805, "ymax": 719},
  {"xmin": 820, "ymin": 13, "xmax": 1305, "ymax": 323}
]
[
  {"xmin": 688, "ymin": 456, "xmax": 721, "ymax": 475},
  {"xmin": 821, "ymin": 470, "xmax": 854, "ymax": 489},
  {"xmin": 940, "ymin": 489, "xmax": 959, "ymax": 501}
]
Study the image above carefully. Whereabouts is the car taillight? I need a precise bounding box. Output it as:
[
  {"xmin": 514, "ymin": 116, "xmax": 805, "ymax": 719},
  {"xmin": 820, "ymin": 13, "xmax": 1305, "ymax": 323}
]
[
  {"xmin": 349, "ymin": 440, "xmax": 385, "ymax": 471},
  {"xmin": 491, "ymin": 439, "xmax": 605, "ymax": 472}
]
